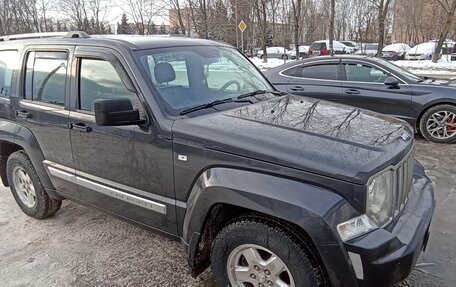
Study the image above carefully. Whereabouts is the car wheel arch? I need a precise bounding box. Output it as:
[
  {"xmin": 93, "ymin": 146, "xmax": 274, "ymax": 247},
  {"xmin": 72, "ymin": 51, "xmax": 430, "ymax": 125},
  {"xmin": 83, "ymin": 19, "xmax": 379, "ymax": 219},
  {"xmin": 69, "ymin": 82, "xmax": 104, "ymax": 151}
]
[{"xmin": 181, "ymin": 167, "xmax": 358, "ymax": 285}]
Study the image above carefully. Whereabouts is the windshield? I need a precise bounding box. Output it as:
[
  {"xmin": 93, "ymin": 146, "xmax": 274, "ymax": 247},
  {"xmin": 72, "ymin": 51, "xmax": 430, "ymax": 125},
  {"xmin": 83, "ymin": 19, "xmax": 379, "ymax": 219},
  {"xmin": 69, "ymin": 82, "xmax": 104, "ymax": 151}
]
[
  {"xmin": 136, "ymin": 46, "xmax": 272, "ymax": 115},
  {"xmin": 375, "ymin": 59, "xmax": 422, "ymax": 82}
]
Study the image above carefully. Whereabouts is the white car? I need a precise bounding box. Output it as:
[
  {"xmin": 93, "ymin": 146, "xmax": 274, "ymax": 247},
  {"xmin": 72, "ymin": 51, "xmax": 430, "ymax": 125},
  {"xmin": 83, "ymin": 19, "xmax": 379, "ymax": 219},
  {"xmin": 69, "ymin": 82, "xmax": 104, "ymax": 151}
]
[
  {"xmin": 257, "ymin": 47, "xmax": 296, "ymax": 60},
  {"xmin": 405, "ymin": 42, "xmax": 436, "ymax": 60},
  {"xmin": 355, "ymin": 43, "xmax": 379, "ymax": 56},
  {"xmin": 382, "ymin": 43, "xmax": 411, "ymax": 60}
]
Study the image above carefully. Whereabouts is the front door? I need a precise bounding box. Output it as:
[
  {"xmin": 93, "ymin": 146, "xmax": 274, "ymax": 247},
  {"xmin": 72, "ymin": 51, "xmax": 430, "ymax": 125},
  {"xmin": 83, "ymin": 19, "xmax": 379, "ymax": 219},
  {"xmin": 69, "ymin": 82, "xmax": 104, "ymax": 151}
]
[
  {"xmin": 68, "ymin": 47, "xmax": 176, "ymax": 234},
  {"xmin": 340, "ymin": 60, "xmax": 413, "ymax": 123}
]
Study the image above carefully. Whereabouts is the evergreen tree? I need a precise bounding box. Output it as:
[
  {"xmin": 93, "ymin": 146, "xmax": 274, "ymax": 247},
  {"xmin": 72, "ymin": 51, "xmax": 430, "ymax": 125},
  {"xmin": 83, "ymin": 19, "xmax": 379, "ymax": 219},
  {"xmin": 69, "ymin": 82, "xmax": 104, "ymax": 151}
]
[
  {"xmin": 159, "ymin": 24, "xmax": 166, "ymax": 34},
  {"xmin": 82, "ymin": 17, "xmax": 91, "ymax": 33},
  {"xmin": 56, "ymin": 20, "xmax": 62, "ymax": 32},
  {"xmin": 117, "ymin": 13, "xmax": 131, "ymax": 34}
]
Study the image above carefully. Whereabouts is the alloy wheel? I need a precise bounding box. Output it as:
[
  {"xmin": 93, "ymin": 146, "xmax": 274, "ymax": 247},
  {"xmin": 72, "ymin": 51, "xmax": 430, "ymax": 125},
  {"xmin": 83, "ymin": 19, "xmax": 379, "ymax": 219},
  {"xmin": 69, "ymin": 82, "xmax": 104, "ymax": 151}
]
[
  {"xmin": 227, "ymin": 244, "xmax": 295, "ymax": 287},
  {"xmin": 426, "ymin": 110, "xmax": 456, "ymax": 140},
  {"xmin": 12, "ymin": 166, "xmax": 36, "ymax": 208}
]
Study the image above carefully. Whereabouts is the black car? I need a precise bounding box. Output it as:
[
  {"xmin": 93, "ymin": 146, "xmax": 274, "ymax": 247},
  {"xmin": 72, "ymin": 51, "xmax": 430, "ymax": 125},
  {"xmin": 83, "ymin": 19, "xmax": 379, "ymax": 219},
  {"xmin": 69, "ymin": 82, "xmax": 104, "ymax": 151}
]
[
  {"xmin": 0, "ymin": 33, "xmax": 434, "ymax": 287},
  {"xmin": 264, "ymin": 55, "xmax": 456, "ymax": 143}
]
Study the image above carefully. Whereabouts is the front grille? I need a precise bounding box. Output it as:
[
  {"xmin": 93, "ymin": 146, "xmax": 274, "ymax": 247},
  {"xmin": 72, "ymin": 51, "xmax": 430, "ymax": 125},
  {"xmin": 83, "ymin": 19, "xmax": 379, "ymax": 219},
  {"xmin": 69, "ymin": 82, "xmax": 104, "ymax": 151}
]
[{"xmin": 393, "ymin": 148, "xmax": 415, "ymax": 217}]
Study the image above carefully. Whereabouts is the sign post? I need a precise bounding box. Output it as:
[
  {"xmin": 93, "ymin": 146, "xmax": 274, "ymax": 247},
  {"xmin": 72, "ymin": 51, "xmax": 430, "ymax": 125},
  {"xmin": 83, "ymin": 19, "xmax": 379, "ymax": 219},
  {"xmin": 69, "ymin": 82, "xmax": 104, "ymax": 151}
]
[{"xmin": 238, "ymin": 20, "xmax": 247, "ymax": 54}]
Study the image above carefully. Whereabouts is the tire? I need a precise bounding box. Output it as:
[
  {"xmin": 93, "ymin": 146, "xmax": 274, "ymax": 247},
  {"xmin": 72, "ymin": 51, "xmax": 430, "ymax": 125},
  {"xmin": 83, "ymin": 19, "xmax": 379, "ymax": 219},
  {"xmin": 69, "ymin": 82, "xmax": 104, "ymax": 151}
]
[
  {"xmin": 282, "ymin": 54, "xmax": 289, "ymax": 60},
  {"xmin": 211, "ymin": 218, "xmax": 324, "ymax": 287},
  {"xmin": 419, "ymin": 104, "xmax": 456, "ymax": 143},
  {"xmin": 6, "ymin": 151, "xmax": 62, "ymax": 219}
]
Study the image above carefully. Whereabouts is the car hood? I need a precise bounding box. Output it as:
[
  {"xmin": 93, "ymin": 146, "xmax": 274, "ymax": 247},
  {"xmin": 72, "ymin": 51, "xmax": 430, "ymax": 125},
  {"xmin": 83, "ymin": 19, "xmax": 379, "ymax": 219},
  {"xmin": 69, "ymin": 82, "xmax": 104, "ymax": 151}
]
[{"xmin": 172, "ymin": 95, "xmax": 413, "ymax": 184}]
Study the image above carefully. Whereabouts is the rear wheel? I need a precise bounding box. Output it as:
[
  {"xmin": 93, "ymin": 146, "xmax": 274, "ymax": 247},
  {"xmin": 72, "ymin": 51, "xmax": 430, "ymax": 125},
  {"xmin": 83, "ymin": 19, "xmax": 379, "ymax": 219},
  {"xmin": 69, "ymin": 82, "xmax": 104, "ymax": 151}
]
[
  {"xmin": 419, "ymin": 104, "xmax": 456, "ymax": 143},
  {"xmin": 211, "ymin": 218, "xmax": 324, "ymax": 287},
  {"xmin": 281, "ymin": 54, "xmax": 289, "ymax": 60},
  {"xmin": 7, "ymin": 151, "xmax": 61, "ymax": 219}
]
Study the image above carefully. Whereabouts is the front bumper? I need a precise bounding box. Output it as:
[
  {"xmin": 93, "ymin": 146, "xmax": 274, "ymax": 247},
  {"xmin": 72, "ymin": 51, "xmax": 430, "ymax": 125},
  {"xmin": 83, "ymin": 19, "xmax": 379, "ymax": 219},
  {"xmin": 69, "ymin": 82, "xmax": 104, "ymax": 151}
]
[{"xmin": 344, "ymin": 164, "xmax": 435, "ymax": 287}]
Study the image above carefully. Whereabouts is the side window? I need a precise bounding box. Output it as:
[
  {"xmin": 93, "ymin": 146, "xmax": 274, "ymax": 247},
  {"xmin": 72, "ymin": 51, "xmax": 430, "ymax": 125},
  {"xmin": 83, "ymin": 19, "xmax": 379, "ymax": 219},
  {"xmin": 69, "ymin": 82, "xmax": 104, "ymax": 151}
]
[
  {"xmin": 24, "ymin": 51, "xmax": 68, "ymax": 105},
  {"xmin": 79, "ymin": 58, "xmax": 137, "ymax": 112},
  {"xmin": 0, "ymin": 50, "xmax": 18, "ymax": 97},
  {"xmin": 301, "ymin": 64, "xmax": 339, "ymax": 80},
  {"xmin": 344, "ymin": 63, "xmax": 389, "ymax": 83}
]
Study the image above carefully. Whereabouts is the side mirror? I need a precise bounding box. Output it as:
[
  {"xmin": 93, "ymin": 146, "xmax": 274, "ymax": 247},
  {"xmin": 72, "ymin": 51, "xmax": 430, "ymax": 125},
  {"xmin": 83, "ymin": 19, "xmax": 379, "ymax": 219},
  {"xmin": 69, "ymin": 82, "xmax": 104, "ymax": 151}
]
[
  {"xmin": 384, "ymin": 76, "xmax": 400, "ymax": 88},
  {"xmin": 94, "ymin": 98, "xmax": 146, "ymax": 126}
]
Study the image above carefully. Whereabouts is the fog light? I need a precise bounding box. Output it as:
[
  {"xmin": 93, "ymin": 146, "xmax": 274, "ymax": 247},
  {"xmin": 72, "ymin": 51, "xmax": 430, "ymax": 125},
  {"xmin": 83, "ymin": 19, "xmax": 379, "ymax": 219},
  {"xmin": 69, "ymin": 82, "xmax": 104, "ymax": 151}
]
[{"xmin": 337, "ymin": 214, "xmax": 377, "ymax": 241}]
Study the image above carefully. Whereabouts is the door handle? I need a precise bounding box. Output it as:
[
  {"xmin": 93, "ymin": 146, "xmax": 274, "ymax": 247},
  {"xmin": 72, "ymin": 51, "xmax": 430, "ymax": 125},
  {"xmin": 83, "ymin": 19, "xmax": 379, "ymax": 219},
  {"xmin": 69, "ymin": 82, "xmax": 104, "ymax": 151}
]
[
  {"xmin": 290, "ymin": 86, "xmax": 305, "ymax": 92},
  {"xmin": 15, "ymin": 110, "xmax": 30, "ymax": 119},
  {"xmin": 69, "ymin": 122, "xmax": 92, "ymax": 133},
  {"xmin": 345, "ymin": 89, "xmax": 361, "ymax": 95}
]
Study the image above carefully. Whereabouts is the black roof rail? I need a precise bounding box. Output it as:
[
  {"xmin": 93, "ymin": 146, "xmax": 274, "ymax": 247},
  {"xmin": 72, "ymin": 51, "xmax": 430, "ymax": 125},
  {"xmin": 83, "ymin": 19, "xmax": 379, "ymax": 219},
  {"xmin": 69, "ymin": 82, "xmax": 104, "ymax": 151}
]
[
  {"xmin": 64, "ymin": 31, "xmax": 91, "ymax": 38},
  {"xmin": 0, "ymin": 31, "xmax": 91, "ymax": 42}
]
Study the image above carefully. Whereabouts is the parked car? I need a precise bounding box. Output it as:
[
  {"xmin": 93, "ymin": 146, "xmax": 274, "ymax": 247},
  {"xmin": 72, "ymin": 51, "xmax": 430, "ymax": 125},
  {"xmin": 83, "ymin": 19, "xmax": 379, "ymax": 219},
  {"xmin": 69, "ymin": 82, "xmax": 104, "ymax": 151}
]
[
  {"xmin": 355, "ymin": 43, "xmax": 379, "ymax": 56},
  {"xmin": 451, "ymin": 45, "xmax": 456, "ymax": 61},
  {"xmin": 264, "ymin": 55, "xmax": 456, "ymax": 143},
  {"xmin": 340, "ymin": 40, "xmax": 361, "ymax": 52},
  {"xmin": 308, "ymin": 40, "xmax": 354, "ymax": 56},
  {"xmin": 382, "ymin": 43, "xmax": 411, "ymax": 61},
  {"xmin": 288, "ymin": 45, "xmax": 311, "ymax": 59},
  {"xmin": 405, "ymin": 42, "xmax": 436, "ymax": 60},
  {"xmin": 0, "ymin": 32, "xmax": 435, "ymax": 287},
  {"xmin": 257, "ymin": 46, "xmax": 296, "ymax": 60}
]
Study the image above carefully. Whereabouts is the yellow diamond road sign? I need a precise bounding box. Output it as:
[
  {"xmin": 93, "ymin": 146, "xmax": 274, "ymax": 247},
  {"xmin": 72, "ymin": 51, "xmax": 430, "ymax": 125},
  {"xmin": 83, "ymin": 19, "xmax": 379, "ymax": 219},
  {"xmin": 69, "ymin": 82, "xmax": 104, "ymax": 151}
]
[{"xmin": 238, "ymin": 20, "xmax": 247, "ymax": 32}]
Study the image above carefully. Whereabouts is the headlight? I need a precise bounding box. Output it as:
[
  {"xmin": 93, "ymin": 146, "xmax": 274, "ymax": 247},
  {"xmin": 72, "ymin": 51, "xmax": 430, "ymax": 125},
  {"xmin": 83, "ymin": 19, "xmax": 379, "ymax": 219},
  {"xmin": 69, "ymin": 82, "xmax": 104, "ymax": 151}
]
[{"xmin": 367, "ymin": 170, "xmax": 394, "ymax": 226}]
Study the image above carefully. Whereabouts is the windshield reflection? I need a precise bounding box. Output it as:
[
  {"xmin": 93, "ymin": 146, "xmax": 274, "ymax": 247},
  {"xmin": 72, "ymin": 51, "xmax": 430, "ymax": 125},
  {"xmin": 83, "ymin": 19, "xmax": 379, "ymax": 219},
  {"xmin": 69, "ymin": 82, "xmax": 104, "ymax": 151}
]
[{"xmin": 136, "ymin": 46, "xmax": 272, "ymax": 115}]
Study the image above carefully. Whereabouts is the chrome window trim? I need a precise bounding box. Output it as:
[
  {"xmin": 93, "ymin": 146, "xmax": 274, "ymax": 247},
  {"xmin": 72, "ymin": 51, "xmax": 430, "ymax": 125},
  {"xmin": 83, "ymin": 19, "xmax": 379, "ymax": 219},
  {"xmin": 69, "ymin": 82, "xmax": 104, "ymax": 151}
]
[
  {"xmin": 19, "ymin": 100, "xmax": 68, "ymax": 115},
  {"xmin": 278, "ymin": 59, "xmax": 410, "ymax": 86},
  {"xmin": 43, "ymin": 160, "xmax": 188, "ymax": 214}
]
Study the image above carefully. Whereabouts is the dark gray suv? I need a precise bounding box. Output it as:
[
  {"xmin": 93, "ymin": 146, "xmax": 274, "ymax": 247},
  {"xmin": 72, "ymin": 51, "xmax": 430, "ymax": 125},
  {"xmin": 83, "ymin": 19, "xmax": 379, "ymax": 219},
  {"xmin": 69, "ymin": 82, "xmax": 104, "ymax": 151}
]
[{"xmin": 0, "ymin": 32, "xmax": 434, "ymax": 287}]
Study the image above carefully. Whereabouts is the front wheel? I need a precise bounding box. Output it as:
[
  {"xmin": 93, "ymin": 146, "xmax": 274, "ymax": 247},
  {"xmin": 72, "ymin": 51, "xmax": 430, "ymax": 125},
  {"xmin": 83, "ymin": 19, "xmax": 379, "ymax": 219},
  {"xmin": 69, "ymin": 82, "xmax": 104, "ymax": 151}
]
[
  {"xmin": 282, "ymin": 54, "xmax": 289, "ymax": 60},
  {"xmin": 419, "ymin": 104, "xmax": 456, "ymax": 143},
  {"xmin": 211, "ymin": 218, "xmax": 324, "ymax": 287}
]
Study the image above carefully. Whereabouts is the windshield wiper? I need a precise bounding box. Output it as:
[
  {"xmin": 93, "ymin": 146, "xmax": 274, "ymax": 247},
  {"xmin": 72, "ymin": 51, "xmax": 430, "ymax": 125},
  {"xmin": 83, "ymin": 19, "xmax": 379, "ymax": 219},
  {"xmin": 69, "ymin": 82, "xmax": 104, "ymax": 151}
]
[
  {"xmin": 179, "ymin": 90, "xmax": 284, "ymax": 116},
  {"xmin": 180, "ymin": 98, "xmax": 235, "ymax": 115},
  {"xmin": 237, "ymin": 90, "xmax": 284, "ymax": 99}
]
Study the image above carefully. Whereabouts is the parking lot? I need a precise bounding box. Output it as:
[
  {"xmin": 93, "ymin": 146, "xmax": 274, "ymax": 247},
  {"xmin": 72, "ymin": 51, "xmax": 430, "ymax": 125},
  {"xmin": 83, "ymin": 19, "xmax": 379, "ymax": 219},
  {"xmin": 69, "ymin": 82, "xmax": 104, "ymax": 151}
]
[{"xmin": 0, "ymin": 138, "xmax": 454, "ymax": 287}]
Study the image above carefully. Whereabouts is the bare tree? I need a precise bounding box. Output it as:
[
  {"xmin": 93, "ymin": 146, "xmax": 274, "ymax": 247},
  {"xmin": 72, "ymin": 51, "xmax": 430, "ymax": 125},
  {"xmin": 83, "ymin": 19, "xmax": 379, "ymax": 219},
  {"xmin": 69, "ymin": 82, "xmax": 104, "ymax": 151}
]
[
  {"xmin": 369, "ymin": 0, "xmax": 392, "ymax": 56},
  {"xmin": 329, "ymin": 0, "xmax": 335, "ymax": 54},
  {"xmin": 291, "ymin": 0, "xmax": 302, "ymax": 59},
  {"xmin": 433, "ymin": 0, "xmax": 456, "ymax": 62}
]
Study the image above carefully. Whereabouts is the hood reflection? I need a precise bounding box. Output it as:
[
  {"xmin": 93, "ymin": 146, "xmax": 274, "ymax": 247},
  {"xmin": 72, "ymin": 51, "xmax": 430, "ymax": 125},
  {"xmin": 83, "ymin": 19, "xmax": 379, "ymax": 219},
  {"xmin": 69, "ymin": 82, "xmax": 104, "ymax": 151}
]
[{"xmin": 228, "ymin": 95, "xmax": 408, "ymax": 147}]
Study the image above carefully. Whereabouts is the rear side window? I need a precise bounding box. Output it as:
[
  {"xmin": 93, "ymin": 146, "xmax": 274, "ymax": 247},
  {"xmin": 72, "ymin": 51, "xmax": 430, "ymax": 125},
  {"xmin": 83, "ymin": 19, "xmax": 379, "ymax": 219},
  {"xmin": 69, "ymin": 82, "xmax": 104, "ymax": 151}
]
[
  {"xmin": 0, "ymin": 50, "xmax": 18, "ymax": 97},
  {"xmin": 79, "ymin": 58, "xmax": 137, "ymax": 112},
  {"xmin": 24, "ymin": 51, "xmax": 68, "ymax": 106},
  {"xmin": 301, "ymin": 64, "xmax": 339, "ymax": 80}
]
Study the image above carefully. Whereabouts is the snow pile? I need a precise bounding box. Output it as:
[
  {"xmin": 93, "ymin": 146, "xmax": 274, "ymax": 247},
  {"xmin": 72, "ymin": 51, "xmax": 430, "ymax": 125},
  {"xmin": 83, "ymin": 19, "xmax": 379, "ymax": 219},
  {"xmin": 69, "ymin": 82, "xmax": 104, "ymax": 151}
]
[
  {"xmin": 394, "ymin": 56, "xmax": 456, "ymax": 74},
  {"xmin": 249, "ymin": 57, "xmax": 294, "ymax": 71}
]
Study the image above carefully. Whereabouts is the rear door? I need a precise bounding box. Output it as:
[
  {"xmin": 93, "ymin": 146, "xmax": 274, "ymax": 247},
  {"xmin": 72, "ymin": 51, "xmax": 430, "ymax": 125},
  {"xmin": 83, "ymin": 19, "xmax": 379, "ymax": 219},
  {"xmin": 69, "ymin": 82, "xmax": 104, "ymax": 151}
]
[
  {"xmin": 14, "ymin": 47, "xmax": 80, "ymax": 198},
  {"xmin": 340, "ymin": 60, "xmax": 413, "ymax": 122},
  {"xmin": 285, "ymin": 60, "xmax": 343, "ymax": 102}
]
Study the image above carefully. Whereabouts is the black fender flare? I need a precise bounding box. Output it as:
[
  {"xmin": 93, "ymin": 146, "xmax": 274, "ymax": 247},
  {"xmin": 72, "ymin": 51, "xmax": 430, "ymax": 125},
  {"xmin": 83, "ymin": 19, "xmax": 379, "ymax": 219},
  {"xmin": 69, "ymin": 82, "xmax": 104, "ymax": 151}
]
[
  {"xmin": 182, "ymin": 167, "xmax": 359, "ymax": 286},
  {"xmin": 0, "ymin": 120, "xmax": 54, "ymax": 191}
]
